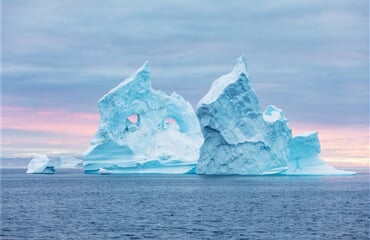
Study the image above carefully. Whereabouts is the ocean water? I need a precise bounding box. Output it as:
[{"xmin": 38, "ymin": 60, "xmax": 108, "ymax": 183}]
[{"xmin": 1, "ymin": 168, "xmax": 369, "ymax": 240}]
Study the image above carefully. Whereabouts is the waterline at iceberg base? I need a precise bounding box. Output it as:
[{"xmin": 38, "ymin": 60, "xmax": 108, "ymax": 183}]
[{"xmin": 82, "ymin": 56, "xmax": 355, "ymax": 176}]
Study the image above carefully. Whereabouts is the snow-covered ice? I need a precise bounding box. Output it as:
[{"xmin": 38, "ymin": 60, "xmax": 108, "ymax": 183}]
[
  {"xmin": 196, "ymin": 56, "xmax": 292, "ymax": 175},
  {"xmin": 26, "ymin": 154, "xmax": 55, "ymax": 174},
  {"xmin": 83, "ymin": 61, "xmax": 203, "ymax": 174},
  {"xmin": 283, "ymin": 132, "xmax": 356, "ymax": 175}
]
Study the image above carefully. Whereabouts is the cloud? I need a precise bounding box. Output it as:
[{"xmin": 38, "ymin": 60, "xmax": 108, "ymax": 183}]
[
  {"xmin": 2, "ymin": 0, "xmax": 369, "ymax": 158},
  {"xmin": 2, "ymin": 105, "xmax": 100, "ymax": 157},
  {"xmin": 2, "ymin": 106, "xmax": 99, "ymax": 136}
]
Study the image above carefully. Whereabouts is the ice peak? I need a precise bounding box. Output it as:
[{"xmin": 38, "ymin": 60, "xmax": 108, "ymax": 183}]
[
  {"xmin": 130, "ymin": 60, "xmax": 150, "ymax": 80},
  {"xmin": 232, "ymin": 55, "xmax": 248, "ymax": 75},
  {"xmin": 198, "ymin": 55, "xmax": 251, "ymax": 106},
  {"xmin": 140, "ymin": 60, "xmax": 150, "ymax": 73},
  {"xmin": 99, "ymin": 61, "xmax": 151, "ymax": 103}
]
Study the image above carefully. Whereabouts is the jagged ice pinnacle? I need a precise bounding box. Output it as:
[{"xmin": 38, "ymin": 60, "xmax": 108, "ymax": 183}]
[{"xmin": 196, "ymin": 56, "xmax": 292, "ymax": 175}]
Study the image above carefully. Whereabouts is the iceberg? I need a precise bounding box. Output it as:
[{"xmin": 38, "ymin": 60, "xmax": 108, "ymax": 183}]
[
  {"xmin": 284, "ymin": 132, "xmax": 356, "ymax": 175},
  {"xmin": 26, "ymin": 154, "xmax": 55, "ymax": 174},
  {"xmin": 54, "ymin": 156, "xmax": 83, "ymax": 168},
  {"xmin": 196, "ymin": 56, "xmax": 292, "ymax": 175},
  {"xmin": 83, "ymin": 61, "xmax": 203, "ymax": 174}
]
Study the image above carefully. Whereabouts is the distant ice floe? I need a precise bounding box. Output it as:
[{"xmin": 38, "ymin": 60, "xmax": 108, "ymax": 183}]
[{"xmin": 26, "ymin": 154, "xmax": 55, "ymax": 174}]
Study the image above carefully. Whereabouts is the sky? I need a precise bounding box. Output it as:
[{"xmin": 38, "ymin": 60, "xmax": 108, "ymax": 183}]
[{"xmin": 2, "ymin": 0, "xmax": 369, "ymax": 166}]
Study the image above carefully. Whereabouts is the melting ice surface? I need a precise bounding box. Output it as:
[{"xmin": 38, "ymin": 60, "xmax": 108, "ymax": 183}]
[
  {"xmin": 196, "ymin": 56, "xmax": 292, "ymax": 175},
  {"xmin": 83, "ymin": 61, "xmax": 203, "ymax": 174},
  {"xmin": 26, "ymin": 154, "xmax": 55, "ymax": 174},
  {"xmin": 284, "ymin": 132, "xmax": 356, "ymax": 175}
]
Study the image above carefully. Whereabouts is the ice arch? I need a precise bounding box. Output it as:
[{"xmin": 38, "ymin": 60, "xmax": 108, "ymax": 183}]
[{"xmin": 83, "ymin": 61, "xmax": 203, "ymax": 174}]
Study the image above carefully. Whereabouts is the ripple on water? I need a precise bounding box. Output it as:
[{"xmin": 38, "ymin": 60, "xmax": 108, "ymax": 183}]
[{"xmin": 1, "ymin": 169, "xmax": 369, "ymax": 239}]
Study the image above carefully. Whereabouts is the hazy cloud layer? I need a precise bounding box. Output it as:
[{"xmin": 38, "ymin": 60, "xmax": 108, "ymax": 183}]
[{"xmin": 2, "ymin": 0, "xmax": 369, "ymax": 158}]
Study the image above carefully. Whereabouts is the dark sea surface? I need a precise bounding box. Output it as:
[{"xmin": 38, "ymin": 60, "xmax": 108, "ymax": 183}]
[{"xmin": 1, "ymin": 168, "xmax": 369, "ymax": 240}]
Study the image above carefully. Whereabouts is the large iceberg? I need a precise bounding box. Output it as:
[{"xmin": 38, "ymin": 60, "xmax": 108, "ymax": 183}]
[
  {"xmin": 54, "ymin": 156, "xmax": 83, "ymax": 168},
  {"xmin": 196, "ymin": 56, "xmax": 292, "ymax": 175},
  {"xmin": 83, "ymin": 61, "xmax": 203, "ymax": 174},
  {"xmin": 284, "ymin": 132, "xmax": 356, "ymax": 175},
  {"xmin": 26, "ymin": 154, "xmax": 55, "ymax": 174}
]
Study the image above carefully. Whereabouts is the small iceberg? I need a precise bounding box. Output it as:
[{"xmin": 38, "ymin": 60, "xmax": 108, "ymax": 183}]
[
  {"xmin": 26, "ymin": 154, "xmax": 55, "ymax": 174},
  {"xmin": 283, "ymin": 132, "xmax": 356, "ymax": 175}
]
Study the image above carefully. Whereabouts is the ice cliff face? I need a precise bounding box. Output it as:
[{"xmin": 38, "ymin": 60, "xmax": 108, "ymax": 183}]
[
  {"xmin": 83, "ymin": 61, "xmax": 203, "ymax": 174},
  {"xmin": 26, "ymin": 154, "xmax": 55, "ymax": 174},
  {"xmin": 284, "ymin": 132, "xmax": 356, "ymax": 175},
  {"xmin": 196, "ymin": 56, "xmax": 292, "ymax": 175}
]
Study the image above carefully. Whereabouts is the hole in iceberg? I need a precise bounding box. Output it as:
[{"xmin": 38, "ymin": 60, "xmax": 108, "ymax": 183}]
[
  {"xmin": 126, "ymin": 114, "xmax": 140, "ymax": 132},
  {"xmin": 163, "ymin": 117, "xmax": 180, "ymax": 131},
  {"xmin": 127, "ymin": 114, "xmax": 139, "ymax": 124}
]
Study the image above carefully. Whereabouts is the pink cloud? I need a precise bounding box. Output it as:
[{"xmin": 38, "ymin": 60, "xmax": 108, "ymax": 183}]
[
  {"xmin": 2, "ymin": 105, "xmax": 99, "ymax": 137},
  {"xmin": 2, "ymin": 105, "xmax": 100, "ymax": 157},
  {"xmin": 2, "ymin": 105, "xmax": 369, "ymax": 166}
]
